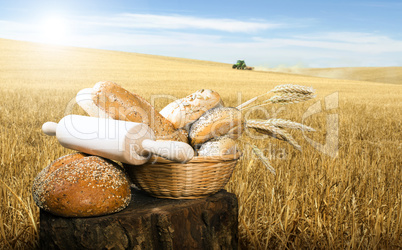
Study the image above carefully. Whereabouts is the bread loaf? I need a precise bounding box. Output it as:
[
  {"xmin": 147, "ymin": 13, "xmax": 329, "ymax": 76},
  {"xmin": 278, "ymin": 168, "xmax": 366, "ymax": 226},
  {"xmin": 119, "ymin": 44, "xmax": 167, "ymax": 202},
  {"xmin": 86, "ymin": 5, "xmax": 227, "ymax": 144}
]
[
  {"xmin": 78, "ymin": 81, "xmax": 188, "ymax": 142},
  {"xmin": 197, "ymin": 136, "xmax": 237, "ymax": 157},
  {"xmin": 76, "ymin": 88, "xmax": 111, "ymax": 119},
  {"xmin": 32, "ymin": 153, "xmax": 131, "ymax": 217},
  {"xmin": 159, "ymin": 89, "xmax": 224, "ymax": 130},
  {"xmin": 189, "ymin": 107, "xmax": 244, "ymax": 146}
]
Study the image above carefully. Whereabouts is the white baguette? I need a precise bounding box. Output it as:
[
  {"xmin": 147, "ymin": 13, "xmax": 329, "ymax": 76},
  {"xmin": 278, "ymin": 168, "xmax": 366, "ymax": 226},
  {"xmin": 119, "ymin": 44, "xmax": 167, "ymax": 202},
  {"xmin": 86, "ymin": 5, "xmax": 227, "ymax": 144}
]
[{"xmin": 189, "ymin": 107, "xmax": 243, "ymax": 146}]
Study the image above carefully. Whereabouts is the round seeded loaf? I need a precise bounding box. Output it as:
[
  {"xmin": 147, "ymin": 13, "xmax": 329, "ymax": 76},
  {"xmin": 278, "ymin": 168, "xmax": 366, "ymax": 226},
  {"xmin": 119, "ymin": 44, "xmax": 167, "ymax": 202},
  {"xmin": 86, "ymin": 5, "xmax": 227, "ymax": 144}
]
[{"xmin": 32, "ymin": 153, "xmax": 131, "ymax": 217}]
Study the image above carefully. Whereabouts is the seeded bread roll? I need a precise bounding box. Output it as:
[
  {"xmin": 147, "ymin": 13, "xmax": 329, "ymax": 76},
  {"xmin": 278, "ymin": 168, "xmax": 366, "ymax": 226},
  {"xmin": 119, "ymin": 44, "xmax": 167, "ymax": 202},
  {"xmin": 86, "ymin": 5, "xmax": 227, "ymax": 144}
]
[
  {"xmin": 159, "ymin": 89, "xmax": 224, "ymax": 130},
  {"xmin": 197, "ymin": 136, "xmax": 238, "ymax": 157},
  {"xmin": 189, "ymin": 107, "xmax": 244, "ymax": 146},
  {"xmin": 32, "ymin": 153, "xmax": 131, "ymax": 217},
  {"xmin": 78, "ymin": 81, "xmax": 187, "ymax": 143}
]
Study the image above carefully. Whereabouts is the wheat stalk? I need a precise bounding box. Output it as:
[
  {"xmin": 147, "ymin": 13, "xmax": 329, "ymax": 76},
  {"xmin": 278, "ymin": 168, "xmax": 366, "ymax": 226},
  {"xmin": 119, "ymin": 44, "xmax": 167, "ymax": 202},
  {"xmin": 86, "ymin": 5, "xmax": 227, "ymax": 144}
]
[
  {"xmin": 248, "ymin": 118, "xmax": 315, "ymax": 132},
  {"xmin": 250, "ymin": 144, "xmax": 276, "ymax": 175},
  {"xmin": 236, "ymin": 92, "xmax": 270, "ymax": 110},
  {"xmin": 246, "ymin": 120, "xmax": 302, "ymax": 151},
  {"xmin": 270, "ymin": 84, "xmax": 315, "ymax": 94},
  {"xmin": 236, "ymin": 96, "xmax": 259, "ymax": 110},
  {"xmin": 0, "ymin": 179, "xmax": 38, "ymax": 234}
]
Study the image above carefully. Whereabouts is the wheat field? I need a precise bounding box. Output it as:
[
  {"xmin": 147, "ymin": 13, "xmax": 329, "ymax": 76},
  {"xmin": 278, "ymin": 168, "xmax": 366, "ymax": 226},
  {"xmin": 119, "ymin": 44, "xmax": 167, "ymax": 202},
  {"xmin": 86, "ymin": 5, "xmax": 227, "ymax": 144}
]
[
  {"xmin": 0, "ymin": 38, "xmax": 401, "ymax": 249},
  {"xmin": 256, "ymin": 66, "xmax": 402, "ymax": 85}
]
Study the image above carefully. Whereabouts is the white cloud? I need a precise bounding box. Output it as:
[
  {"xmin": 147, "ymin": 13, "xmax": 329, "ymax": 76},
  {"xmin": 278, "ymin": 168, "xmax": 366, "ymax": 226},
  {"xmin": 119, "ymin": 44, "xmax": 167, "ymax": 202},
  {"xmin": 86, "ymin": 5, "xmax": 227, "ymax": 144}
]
[
  {"xmin": 1, "ymin": 15, "xmax": 402, "ymax": 68},
  {"xmin": 77, "ymin": 13, "xmax": 281, "ymax": 33},
  {"xmin": 70, "ymin": 31, "xmax": 222, "ymax": 48},
  {"xmin": 252, "ymin": 32, "xmax": 402, "ymax": 54},
  {"xmin": 0, "ymin": 20, "xmax": 32, "ymax": 34},
  {"xmin": 295, "ymin": 32, "xmax": 390, "ymax": 43}
]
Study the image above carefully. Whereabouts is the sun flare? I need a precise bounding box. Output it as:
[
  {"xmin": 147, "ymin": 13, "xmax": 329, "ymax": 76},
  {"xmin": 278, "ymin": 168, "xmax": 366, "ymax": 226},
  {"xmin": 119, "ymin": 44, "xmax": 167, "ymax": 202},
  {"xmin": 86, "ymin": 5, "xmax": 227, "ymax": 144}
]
[{"xmin": 38, "ymin": 16, "xmax": 69, "ymax": 45}]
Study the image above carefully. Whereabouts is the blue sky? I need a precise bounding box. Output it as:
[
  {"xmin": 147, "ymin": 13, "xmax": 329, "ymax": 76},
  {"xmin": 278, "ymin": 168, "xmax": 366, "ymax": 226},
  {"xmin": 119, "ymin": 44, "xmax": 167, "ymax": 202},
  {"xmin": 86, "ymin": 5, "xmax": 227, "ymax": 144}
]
[{"xmin": 1, "ymin": 0, "xmax": 402, "ymax": 67}]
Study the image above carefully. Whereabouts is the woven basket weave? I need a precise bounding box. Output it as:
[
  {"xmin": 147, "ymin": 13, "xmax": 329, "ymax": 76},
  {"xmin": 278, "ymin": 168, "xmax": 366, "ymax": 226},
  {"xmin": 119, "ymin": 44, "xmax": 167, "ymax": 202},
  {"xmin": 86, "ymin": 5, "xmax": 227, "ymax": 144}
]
[{"xmin": 125, "ymin": 152, "xmax": 241, "ymax": 199}]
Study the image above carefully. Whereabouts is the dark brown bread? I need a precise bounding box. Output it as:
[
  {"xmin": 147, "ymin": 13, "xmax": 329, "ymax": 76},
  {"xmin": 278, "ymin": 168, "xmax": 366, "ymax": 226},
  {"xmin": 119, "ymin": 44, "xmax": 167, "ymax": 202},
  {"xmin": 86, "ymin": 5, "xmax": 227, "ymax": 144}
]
[{"xmin": 32, "ymin": 153, "xmax": 131, "ymax": 217}]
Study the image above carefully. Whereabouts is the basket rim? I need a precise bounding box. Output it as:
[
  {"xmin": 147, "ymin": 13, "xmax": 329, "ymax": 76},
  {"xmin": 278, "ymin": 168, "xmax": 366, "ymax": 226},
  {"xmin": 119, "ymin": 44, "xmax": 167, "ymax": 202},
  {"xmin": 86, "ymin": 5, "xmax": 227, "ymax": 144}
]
[{"xmin": 145, "ymin": 151, "xmax": 242, "ymax": 164}]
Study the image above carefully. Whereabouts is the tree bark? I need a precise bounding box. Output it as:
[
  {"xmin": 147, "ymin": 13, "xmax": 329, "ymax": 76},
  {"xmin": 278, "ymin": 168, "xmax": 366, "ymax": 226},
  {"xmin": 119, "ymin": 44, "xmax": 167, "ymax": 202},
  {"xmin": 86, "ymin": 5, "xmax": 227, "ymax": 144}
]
[{"xmin": 40, "ymin": 188, "xmax": 238, "ymax": 249}]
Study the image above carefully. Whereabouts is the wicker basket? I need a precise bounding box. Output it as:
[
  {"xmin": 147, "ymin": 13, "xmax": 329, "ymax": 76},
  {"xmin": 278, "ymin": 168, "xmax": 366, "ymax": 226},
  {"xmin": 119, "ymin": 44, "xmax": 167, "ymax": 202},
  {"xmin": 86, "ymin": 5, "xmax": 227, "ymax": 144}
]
[{"xmin": 124, "ymin": 152, "xmax": 241, "ymax": 199}]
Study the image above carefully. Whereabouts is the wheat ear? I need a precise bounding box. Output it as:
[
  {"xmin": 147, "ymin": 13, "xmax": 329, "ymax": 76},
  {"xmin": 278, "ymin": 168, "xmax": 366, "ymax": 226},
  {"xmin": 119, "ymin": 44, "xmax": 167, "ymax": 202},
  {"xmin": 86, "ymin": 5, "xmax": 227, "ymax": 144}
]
[
  {"xmin": 240, "ymin": 93, "xmax": 316, "ymax": 111},
  {"xmin": 246, "ymin": 120, "xmax": 302, "ymax": 151},
  {"xmin": 270, "ymin": 84, "xmax": 315, "ymax": 94},
  {"xmin": 250, "ymin": 144, "xmax": 276, "ymax": 175},
  {"xmin": 239, "ymin": 84, "xmax": 316, "ymax": 111},
  {"xmin": 267, "ymin": 93, "xmax": 316, "ymax": 104},
  {"xmin": 250, "ymin": 118, "xmax": 315, "ymax": 132}
]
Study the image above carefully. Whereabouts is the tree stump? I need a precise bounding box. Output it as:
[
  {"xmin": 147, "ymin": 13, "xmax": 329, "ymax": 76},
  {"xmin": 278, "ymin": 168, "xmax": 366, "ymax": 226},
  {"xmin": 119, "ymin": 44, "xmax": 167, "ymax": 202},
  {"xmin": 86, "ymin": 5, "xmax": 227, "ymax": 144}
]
[{"xmin": 40, "ymin": 188, "xmax": 238, "ymax": 249}]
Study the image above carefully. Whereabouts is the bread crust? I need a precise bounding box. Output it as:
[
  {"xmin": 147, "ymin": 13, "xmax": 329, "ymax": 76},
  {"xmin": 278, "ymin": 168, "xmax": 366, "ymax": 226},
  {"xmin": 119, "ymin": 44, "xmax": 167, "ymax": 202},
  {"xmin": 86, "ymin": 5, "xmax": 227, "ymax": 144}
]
[
  {"xmin": 92, "ymin": 81, "xmax": 187, "ymax": 142},
  {"xmin": 189, "ymin": 107, "xmax": 244, "ymax": 146},
  {"xmin": 160, "ymin": 89, "xmax": 224, "ymax": 129},
  {"xmin": 32, "ymin": 153, "xmax": 131, "ymax": 217},
  {"xmin": 197, "ymin": 136, "xmax": 237, "ymax": 157}
]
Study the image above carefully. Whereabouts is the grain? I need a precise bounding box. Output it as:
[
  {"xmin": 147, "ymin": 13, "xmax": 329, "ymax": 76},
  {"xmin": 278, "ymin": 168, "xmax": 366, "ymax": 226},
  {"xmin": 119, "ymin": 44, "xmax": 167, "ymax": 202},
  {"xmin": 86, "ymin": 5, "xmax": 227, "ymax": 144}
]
[
  {"xmin": 268, "ymin": 92, "xmax": 316, "ymax": 104},
  {"xmin": 0, "ymin": 38, "xmax": 401, "ymax": 249},
  {"xmin": 247, "ymin": 118, "xmax": 315, "ymax": 131},
  {"xmin": 246, "ymin": 120, "xmax": 302, "ymax": 151},
  {"xmin": 270, "ymin": 84, "xmax": 315, "ymax": 94}
]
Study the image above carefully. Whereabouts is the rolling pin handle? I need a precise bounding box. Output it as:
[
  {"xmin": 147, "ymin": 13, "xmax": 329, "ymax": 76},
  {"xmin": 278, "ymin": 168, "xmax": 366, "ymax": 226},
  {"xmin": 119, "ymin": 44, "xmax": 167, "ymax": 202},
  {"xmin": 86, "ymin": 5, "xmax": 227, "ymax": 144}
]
[
  {"xmin": 141, "ymin": 139, "xmax": 194, "ymax": 163},
  {"xmin": 42, "ymin": 122, "xmax": 58, "ymax": 136}
]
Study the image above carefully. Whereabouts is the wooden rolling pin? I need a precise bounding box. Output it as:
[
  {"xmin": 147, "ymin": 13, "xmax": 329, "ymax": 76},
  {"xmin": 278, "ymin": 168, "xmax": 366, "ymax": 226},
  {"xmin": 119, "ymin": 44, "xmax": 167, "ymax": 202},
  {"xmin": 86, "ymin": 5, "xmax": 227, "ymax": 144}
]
[{"xmin": 42, "ymin": 115, "xmax": 194, "ymax": 165}]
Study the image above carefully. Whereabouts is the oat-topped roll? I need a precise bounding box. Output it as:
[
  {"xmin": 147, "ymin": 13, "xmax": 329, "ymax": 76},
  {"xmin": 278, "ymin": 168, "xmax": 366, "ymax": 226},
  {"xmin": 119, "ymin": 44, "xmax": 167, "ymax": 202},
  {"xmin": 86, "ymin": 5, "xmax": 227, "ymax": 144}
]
[
  {"xmin": 189, "ymin": 107, "xmax": 243, "ymax": 146},
  {"xmin": 159, "ymin": 89, "xmax": 224, "ymax": 130}
]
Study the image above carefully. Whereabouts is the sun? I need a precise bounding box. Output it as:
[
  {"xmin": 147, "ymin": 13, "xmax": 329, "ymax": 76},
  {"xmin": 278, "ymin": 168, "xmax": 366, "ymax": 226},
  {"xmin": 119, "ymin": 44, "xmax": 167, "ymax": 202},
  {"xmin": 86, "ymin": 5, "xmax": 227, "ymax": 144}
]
[{"xmin": 38, "ymin": 16, "xmax": 70, "ymax": 45}]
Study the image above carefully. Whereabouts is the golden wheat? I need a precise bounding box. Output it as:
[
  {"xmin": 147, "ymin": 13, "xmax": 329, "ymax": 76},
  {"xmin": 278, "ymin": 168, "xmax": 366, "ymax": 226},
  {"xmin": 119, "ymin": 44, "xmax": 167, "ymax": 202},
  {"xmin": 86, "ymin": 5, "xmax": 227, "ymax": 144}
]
[
  {"xmin": 270, "ymin": 84, "xmax": 315, "ymax": 94},
  {"xmin": 245, "ymin": 120, "xmax": 302, "ymax": 151},
  {"xmin": 238, "ymin": 84, "xmax": 316, "ymax": 112},
  {"xmin": 267, "ymin": 92, "xmax": 316, "ymax": 104},
  {"xmin": 249, "ymin": 145, "xmax": 276, "ymax": 175},
  {"xmin": 0, "ymin": 38, "xmax": 401, "ymax": 249},
  {"xmin": 261, "ymin": 118, "xmax": 315, "ymax": 131}
]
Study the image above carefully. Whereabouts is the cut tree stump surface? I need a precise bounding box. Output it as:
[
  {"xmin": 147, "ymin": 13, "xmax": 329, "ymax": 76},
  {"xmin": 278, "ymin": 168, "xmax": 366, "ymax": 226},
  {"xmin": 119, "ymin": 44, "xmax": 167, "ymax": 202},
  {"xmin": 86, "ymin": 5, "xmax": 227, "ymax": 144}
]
[{"xmin": 40, "ymin": 188, "xmax": 238, "ymax": 250}]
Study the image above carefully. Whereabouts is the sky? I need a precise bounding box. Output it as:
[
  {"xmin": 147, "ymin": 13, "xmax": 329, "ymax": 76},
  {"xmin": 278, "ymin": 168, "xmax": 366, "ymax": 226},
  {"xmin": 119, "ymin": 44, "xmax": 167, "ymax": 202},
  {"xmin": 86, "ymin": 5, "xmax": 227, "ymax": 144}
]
[{"xmin": 1, "ymin": 0, "xmax": 402, "ymax": 68}]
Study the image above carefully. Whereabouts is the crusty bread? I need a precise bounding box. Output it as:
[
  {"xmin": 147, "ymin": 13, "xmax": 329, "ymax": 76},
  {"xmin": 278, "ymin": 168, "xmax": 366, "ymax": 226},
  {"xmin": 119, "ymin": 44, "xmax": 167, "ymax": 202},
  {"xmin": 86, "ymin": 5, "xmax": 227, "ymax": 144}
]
[
  {"xmin": 159, "ymin": 89, "xmax": 224, "ymax": 130},
  {"xmin": 76, "ymin": 88, "xmax": 111, "ymax": 118},
  {"xmin": 189, "ymin": 107, "xmax": 244, "ymax": 146},
  {"xmin": 32, "ymin": 153, "xmax": 131, "ymax": 217},
  {"xmin": 197, "ymin": 136, "xmax": 237, "ymax": 157},
  {"xmin": 89, "ymin": 81, "xmax": 187, "ymax": 142}
]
